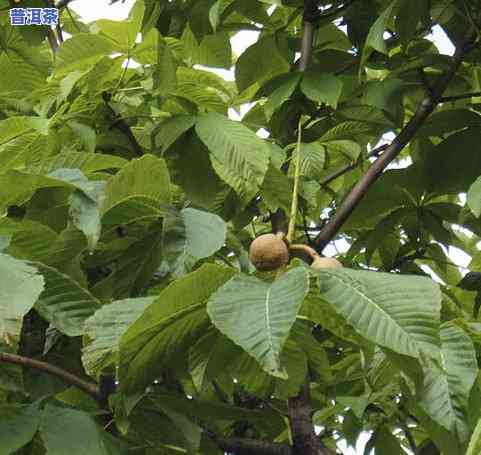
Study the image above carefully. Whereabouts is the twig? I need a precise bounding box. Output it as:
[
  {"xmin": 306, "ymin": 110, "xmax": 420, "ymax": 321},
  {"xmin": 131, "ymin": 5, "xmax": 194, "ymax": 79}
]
[
  {"xmin": 315, "ymin": 27, "xmax": 479, "ymax": 253},
  {"xmin": 320, "ymin": 143, "xmax": 389, "ymax": 187},
  {"xmin": 0, "ymin": 352, "xmax": 98, "ymax": 398},
  {"xmin": 440, "ymin": 91, "xmax": 481, "ymax": 102}
]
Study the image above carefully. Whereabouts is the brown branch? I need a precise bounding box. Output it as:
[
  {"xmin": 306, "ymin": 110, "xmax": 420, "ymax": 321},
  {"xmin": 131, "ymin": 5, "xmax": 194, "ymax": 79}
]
[
  {"xmin": 319, "ymin": 143, "xmax": 389, "ymax": 187},
  {"xmin": 314, "ymin": 27, "xmax": 478, "ymax": 252},
  {"xmin": 0, "ymin": 352, "xmax": 98, "ymax": 398},
  {"xmin": 288, "ymin": 384, "xmax": 336, "ymax": 455}
]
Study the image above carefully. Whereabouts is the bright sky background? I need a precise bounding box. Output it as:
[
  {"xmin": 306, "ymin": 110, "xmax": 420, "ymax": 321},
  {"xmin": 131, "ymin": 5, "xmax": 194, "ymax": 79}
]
[{"xmin": 66, "ymin": 2, "xmax": 467, "ymax": 453}]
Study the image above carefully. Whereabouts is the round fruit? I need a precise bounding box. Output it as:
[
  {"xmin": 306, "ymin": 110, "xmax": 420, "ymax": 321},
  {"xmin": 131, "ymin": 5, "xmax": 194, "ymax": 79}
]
[
  {"xmin": 249, "ymin": 233, "xmax": 289, "ymax": 271},
  {"xmin": 310, "ymin": 256, "xmax": 343, "ymax": 270}
]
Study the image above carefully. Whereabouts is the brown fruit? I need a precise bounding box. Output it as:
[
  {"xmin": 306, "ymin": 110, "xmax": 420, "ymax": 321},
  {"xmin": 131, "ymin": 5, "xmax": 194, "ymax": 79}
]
[
  {"xmin": 310, "ymin": 256, "xmax": 343, "ymax": 270},
  {"xmin": 249, "ymin": 233, "xmax": 289, "ymax": 271}
]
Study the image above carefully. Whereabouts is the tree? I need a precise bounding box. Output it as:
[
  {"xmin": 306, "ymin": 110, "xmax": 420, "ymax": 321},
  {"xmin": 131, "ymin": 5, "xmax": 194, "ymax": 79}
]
[{"xmin": 0, "ymin": 0, "xmax": 481, "ymax": 453}]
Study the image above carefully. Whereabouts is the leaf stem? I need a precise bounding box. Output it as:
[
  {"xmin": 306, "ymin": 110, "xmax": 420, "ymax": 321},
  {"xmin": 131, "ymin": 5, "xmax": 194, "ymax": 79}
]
[{"xmin": 287, "ymin": 118, "xmax": 303, "ymax": 244}]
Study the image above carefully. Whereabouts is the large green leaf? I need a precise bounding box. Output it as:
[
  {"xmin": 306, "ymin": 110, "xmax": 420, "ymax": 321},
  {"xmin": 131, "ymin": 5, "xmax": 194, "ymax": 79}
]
[
  {"xmin": 162, "ymin": 207, "xmax": 227, "ymax": 277},
  {"xmin": 0, "ymin": 404, "xmax": 40, "ymax": 455},
  {"xmin": 235, "ymin": 36, "xmax": 290, "ymax": 92},
  {"xmin": 82, "ymin": 297, "xmax": 154, "ymax": 377},
  {"xmin": 361, "ymin": 1, "xmax": 396, "ymax": 66},
  {"xmin": 264, "ymin": 73, "xmax": 302, "ymax": 120},
  {"xmin": 101, "ymin": 154, "xmax": 172, "ymax": 227},
  {"xmin": 425, "ymin": 129, "xmax": 481, "ymax": 195},
  {"xmin": 55, "ymin": 34, "xmax": 118, "ymax": 75},
  {"xmin": 314, "ymin": 268, "xmax": 441, "ymax": 359},
  {"xmin": 0, "ymin": 254, "xmax": 44, "ymax": 342},
  {"xmin": 119, "ymin": 264, "xmax": 235, "ymax": 393},
  {"xmin": 34, "ymin": 263, "xmax": 101, "ymax": 337},
  {"xmin": 207, "ymin": 267, "xmax": 309, "ymax": 378},
  {"xmin": 40, "ymin": 404, "xmax": 125, "ymax": 455},
  {"xmin": 301, "ymin": 71, "xmax": 343, "ymax": 108},
  {"xmin": 195, "ymin": 112, "xmax": 270, "ymax": 202},
  {"xmin": 0, "ymin": 28, "xmax": 50, "ymax": 95},
  {"xmin": 418, "ymin": 323, "xmax": 477, "ymax": 443},
  {"xmin": 0, "ymin": 117, "xmax": 49, "ymax": 147}
]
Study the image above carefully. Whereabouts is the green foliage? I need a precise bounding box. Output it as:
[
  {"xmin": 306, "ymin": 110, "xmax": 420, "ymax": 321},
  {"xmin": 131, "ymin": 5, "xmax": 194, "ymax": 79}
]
[{"xmin": 1, "ymin": 0, "xmax": 481, "ymax": 453}]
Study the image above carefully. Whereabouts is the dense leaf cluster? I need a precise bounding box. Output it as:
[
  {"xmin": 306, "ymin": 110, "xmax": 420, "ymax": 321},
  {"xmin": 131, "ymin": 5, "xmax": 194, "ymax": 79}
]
[{"xmin": 1, "ymin": 0, "xmax": 481, "ymax": 454}]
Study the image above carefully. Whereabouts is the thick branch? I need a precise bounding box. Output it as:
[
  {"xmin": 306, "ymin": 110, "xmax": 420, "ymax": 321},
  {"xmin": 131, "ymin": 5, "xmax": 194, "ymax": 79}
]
[
  {"xmin": 288, "ymin": 384, "xmax": 336, "ymax": 455},
  {"xmin": 315, "ymin": 28, "xmax": 478, "ymax": 252},
  {"xmin": 0, "ymin": 352, "xmax": 98, "ymax": 398}
]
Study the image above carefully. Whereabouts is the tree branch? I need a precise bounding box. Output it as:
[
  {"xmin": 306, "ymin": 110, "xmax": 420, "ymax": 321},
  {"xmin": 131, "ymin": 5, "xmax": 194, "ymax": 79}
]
[
  {"xmin": 319, "ymin": 143, "xmax": 389, "ymax": 187},
  {"xmin": 288, "ymin": 384, "xmax": 336, "ymax": 455},
  {"xmin": 440, "ymin": 91, "xmax": 481, "ymax": 102},
  {"xmin": 0, "ymin": 352, "xmax": 98, "ymax": 398},
  {"xmin": 314, "ymin": 27, "xmax": 478, "ymax": 252}
]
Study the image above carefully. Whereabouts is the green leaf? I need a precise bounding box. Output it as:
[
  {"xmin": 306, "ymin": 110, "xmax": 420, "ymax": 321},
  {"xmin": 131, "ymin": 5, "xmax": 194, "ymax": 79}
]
[
  {"xmin": 301, "ymin": 71, "xmax": 343, "ymax": 108},
  {"xmin": 82, "ymin": 297, "xmax": 154, "ymax": 377},
  {"xmin": 119, "ymin": 264, "xmax": 235, "ymax": 393},
  {"xmin": 28, "ymin": 151, "xmax": 127, "ymax": 175},
  {"xmin": 155, "ymin": 115, "xmax": 196, "ymax": 154},
  {"xmin": 162, "ymin": 207, "xmax": 227, "ymax": 277},
  {"xmin": 466, "ymin": 417, "xmax": 481, "ymax": 455},
  {"xmin": 35, "ymin": 263, "xmax": 101, "ymax": 337},
  {"xmin": 155, "ymin": 401, "xmax": 202, "ymax": 453},
  {"xmin": 40, "ymin": 404, "xmax": 124, "ymax": 455},
  {"xmin": 0, "ymin": 116, "xmax": 49, "ymax": 147},
  {"xmin": 289, "ymin": 142, "xmax": 326, "ymax": 180},
  {"xmin": 0, "ymin": 254, "xmax": 44, "ymax": 342},
  {"xmin": 69, "ymin": 182, "xmax": 105, "ymax": 251},
  {"xmin": 101, "ymin": 154, "xmax": 172, "ymax": 227},
  {"xmin": 207, "ymin": 267, "xmax": 310, "ymax": 378},
  {"xmin": 196, "ymin": 112, "xmax": 270, "ymax": 202},
  {"xmin": 55, "ymin": 34, "xmax": 117, "ymax": 75},
  {"xmin": 0, "ymin": 404, "xmax": 40, "ymax": 455},
  {"xmin": 418, "ymin": 323, "xmax": 477, "ymax": 442},
  {"xmin": 374, "ymin": 426, "xmax": 404, "ymax": 454},
  {"xmin": 264, "ymin": 73, "xmax": 302, "ymax": 120},
  {"xmin": 0, "ymin": 27, "xmax": 50, "ymax": 95},
  {"xmin": 315, "ymin": 268, "xmax": 441, "ymax": 359},
  {"xmin": 235, "ymin": 36, "xmax": 290, "ymax": 92},
  {"xmin": 468, "ymin": 176, "xmax": 481, "ymax": 218},
  {"xmin": 361, "ymin": 1, "xmax": 396, "ymax": 66},
  {"xmin": 67, "ymin": 121, "xmax": 96, "ymax": 154},
  {"xmin": 425, "ymin": 129, "xmax": 481, "ymax": 195}
]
